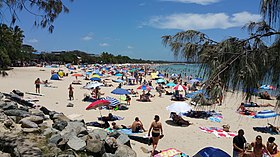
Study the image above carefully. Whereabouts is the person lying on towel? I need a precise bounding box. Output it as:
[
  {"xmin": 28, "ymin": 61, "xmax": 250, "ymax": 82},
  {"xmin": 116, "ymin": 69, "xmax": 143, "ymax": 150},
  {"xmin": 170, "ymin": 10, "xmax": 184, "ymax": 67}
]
[{"xmin": 170, "ymin": 112, "xmax": 192, "ymax": 126}]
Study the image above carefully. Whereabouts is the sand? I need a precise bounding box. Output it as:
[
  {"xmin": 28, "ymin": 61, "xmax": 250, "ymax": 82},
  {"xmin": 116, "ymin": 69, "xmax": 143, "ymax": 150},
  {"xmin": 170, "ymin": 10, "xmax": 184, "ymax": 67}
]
[{"xmin": 0, "ymin": 67, "xmax": 279, "ymax": 156}]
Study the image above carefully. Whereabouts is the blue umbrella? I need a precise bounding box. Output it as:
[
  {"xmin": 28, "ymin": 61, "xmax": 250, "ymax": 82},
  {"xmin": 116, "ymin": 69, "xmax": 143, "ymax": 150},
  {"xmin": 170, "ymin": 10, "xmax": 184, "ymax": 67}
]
[
  {"xmin": 90, "ymin": 77, "xmax": 101, "ymax": 81},
  {"xmin": 100, "ymin": 96, "xmax": 120, "ymax": 107},
  {"xmin": 115, "ymin": 73, "xmax": 123, "ymax": 76},
  {"xmin": 156, "ymin": 79, "xmax": 165, "ymax": 83},
  {"xmin": 112, "ymin": 79, "xmax": 124, "ymax": 83},
  {"xmin": 166, "ymin": 82, "xmax": 176, "ymax": 87},
  {"xmin": 111, "ymin": 88, "xmax": 130, "ymax": 95},
  {"xmin": 194, "ymin": 147, "xmax": 230, "ymax": 157}
]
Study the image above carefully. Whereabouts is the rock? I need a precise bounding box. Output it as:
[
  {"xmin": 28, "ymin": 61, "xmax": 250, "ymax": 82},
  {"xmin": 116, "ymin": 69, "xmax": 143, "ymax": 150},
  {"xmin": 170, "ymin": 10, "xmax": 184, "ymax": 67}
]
[
  {"xmin": 0, "ymin": 133, "xmax": 18, "ymax": 154},
  {"xmin": 67, "ymin": 136, "xmax": 86, "ymax": 151},
  {"xmin": 88, "ymin": 129, "xmax": 108, "ymax": 141},
  {"xmin": 17, "ymin": 146, "xmax": 42, "ymax": 157},
  {"xmin": 0, "ymin": 151, "xmax": 11, "ymax": 157},
  {"xmin": 0, "ymin": 100, "xmax": 6, "ymax": 108},
  {"xmin": 104, "ymin": 137, "xmax": 118, "ymax": 153},
  {"xmin": 57, "ymin": 150, "xmax": 77, "ymax": 157},
  {"xmin": 0, "ymin": 93, "xmax": 4, "ymax": 100},
  {"xmin": 86, "ymin": 138, "xmax": 104, "ymax": 153},
  {"xmin": 25, "ymin": 116, "xmax": 44, "ymax": 124},
  {"xmin": 4, "ymin": 109, "xmax": 29, "ymax": 117},
  {"xmin": 51, "ymin": 113, "xmax": 70, "ymax": 122},
  {"xmin": 66, "ymin": 103, "xmax": 74, "ymax": 107},
  {"xmin": 52, "ymin": 120, "xmax": 68, "ymax": 131},
  {"xmin": 18, "ymin": 106, "xmax": 29, "ymax": 112},
  {"xmin": 116, "ymin": 132, "xmax": 131, "ymax": 147},
  {"xmin": 43, "ymin": 127, "xmax": 59, "ymax": 136},
  {"xmin": 48, "ymin": 134, "xmax": 63, "ymax": 145},
  {"xmin": 4, "ymin": 119, "xmax": 14, "ymax": 129},
  {"xmin": 2, "ymin": 102, "xmax": 18, "ymax": 110},
  {"xmin": 19, "ymin": 119, "xmax": 38, "ymax": 128},
  {"xmin": 102, "ymin": 153, "xmax": 115, "ymax": 157},
  {"xmin": 22, "ymin": 128, "xmax": 41, "ymax": 133},
  {"xmin": 115, "ymin": 145, "xmax": 137, "ymax": 157},
  {"xmin": 61, "ymin": 121, "xmax": 87, "ymax": 136}
]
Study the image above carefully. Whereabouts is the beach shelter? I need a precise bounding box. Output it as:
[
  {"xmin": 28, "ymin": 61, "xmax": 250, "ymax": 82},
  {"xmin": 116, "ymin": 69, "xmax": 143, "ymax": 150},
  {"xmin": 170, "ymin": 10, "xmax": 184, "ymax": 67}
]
[
  {"xmin": 86, "ymin": 100, "xmax": 110, "ymax": 110},
  {"xmin": 100, "ymin": 96, "xmax": 120, "ymax": 107},
  {"xmin": 50, "ymin": 73, "xmax": 60, "ymax": 80},
  {"xmin": 84, "ymin": 82, "xmax": 104, "ymax": 89},
  {"xmin": 166, "ymin": 102, "xmax": 192, "ymax": 115},
  {"xmin": 193, "ymin": 147, "xmax": 230, "ymax": 157},
  {"xmin": 90, "ymin": 77, "xmax": 101, "ymax": 82},
  {"xmin": 92, "ymin": 74, "xmax": 101, "ymax": 78}
]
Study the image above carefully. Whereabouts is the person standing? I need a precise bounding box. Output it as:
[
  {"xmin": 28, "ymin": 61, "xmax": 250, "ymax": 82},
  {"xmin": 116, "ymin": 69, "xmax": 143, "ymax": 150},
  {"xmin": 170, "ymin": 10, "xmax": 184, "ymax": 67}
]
[
  {"xmin": 35, "ymin": 78, "xmax": 41, "ymax": 93},
  {"xmin": 68, "ymin": 84, "xmax": 74, "ymax": 100},
  {"xmin": 148, "ymin": 115, "xmax": 163, "ymax": 156},
  {"xmin": 233, "ymin": 129, "xmax": 247, "ymax": 157},
  {"xmin": 251, "ymin": 135, "xmax": 271, "ymax": 157}
]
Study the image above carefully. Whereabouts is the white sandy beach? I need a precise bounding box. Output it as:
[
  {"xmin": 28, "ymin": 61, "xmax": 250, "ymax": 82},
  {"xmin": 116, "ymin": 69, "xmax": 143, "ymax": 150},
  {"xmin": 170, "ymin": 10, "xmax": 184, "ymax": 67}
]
[{"xmin": 0, "ymin": 67, "xmax": 279, "ymax": 156}]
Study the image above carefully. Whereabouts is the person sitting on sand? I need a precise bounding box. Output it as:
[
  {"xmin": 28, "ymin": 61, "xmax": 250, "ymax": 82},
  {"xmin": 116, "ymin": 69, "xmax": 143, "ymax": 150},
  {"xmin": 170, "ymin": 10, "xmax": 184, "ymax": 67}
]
[
  {"xmin": 260, "ymin": 91, "xmax": 272, "ymax": 100},
  {"xmin": 131, "ymin": 117, "xmax": 146, "ymax": 133},
  {"xmin": 111, "ymin": 122, "xmax": 130, "ymax": 130},
  {"xmin": 267, "ymin": 137, "xmax": 278, "ymax": 155},
  {"xmin": 170, "ymin": 112, "xmax": 191, "ymax": 126}
]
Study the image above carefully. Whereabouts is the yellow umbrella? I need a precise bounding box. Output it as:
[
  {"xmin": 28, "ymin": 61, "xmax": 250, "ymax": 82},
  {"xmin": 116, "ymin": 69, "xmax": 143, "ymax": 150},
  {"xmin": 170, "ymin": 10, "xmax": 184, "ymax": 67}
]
[{"xmin": 92, "ymin": 74, "xmax": 101, "ymax": 78}]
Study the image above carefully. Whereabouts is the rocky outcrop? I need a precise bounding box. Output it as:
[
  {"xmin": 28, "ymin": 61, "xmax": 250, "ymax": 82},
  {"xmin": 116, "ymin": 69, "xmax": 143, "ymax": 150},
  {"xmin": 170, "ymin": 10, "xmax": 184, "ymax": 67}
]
[{"xmin": 0, "ymin": 92, "xmax": 136, "ymax": 156}]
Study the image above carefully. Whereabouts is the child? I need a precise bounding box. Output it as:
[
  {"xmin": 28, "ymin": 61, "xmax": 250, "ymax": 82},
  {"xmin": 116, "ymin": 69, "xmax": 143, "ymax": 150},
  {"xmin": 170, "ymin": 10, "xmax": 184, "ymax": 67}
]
[
  {"xmin": 126, "ymin": 94, "xmax": 131, "ymax": 105},
  {"xmin": 267, "ymin": 137, "xmax": 278, "ymax": 155},
  {"xmin": 68, "ymin": 84, "xmax": 74, "ymax": 100}
]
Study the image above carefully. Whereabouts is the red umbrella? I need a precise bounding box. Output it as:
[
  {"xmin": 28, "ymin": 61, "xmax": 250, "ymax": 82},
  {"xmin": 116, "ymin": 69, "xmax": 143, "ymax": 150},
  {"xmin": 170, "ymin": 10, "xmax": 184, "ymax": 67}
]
[
  {"xmin": 72, "ymin": 73, "xmax": 83, "ymax": 77},
  {"xmin": 86, "ymin": 100, "xmax": 110, "ymax": 110},
  {"xmin": 173, "ymin": 84, "xmax": 187, "ymax": 91},
  {"xmin": 137, "ymin": 85, "xmax": 153, "ymax": 90}
]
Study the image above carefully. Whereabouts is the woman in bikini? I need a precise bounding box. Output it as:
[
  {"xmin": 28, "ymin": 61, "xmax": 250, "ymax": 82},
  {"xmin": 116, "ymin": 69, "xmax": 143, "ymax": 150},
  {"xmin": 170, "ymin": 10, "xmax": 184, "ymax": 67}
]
[
  {"xmin": 251, "ymin": 135, "xmax": 271, "ymax": 157},
  {"xmin": 148, "ymin": 115, "xmax": 163, "ymax": 156}
]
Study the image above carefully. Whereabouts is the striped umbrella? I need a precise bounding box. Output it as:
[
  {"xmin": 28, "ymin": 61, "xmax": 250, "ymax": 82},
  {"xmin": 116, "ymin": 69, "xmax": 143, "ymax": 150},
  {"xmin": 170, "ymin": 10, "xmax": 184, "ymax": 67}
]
[
  {"xmin": 173, "ymin": 84, "xmax": 187, "ymax": 91},
  {"xmin": 100, "ymin": 96, "xmax": 120, "ymax": 107}
]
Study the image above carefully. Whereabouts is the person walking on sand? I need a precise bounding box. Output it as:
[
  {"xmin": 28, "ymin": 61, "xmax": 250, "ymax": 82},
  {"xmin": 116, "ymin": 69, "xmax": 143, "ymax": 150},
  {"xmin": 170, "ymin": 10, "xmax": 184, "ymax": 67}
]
[
  {"xmin": 148, "ymin": 115, "xmax": 163, "ymax": 156},
  {"xmin": 68, "ymin": 84, "xmax": 74, "ymax": 100},
  {"xmin": 233, "ymin": 129, "xmax": 247, "ymax": 157},
  {"xmin": 35, "ymin": 78, "xmax": 41, "ymax": 93}
]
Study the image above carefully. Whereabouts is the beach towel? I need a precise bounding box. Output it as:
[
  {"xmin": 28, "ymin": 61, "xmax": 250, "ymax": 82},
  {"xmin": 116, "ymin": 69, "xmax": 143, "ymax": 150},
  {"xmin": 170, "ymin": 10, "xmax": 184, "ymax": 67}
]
[
  {"xmin": 253, "ymin": 127, "xmax": 280, "ymax": 135},
  {"xmin": 154, "ymin": 148, "xmax": 187, "ymax": 157},
  {"xmin": 208, "ymin": 116, "xmax": 222, "ymax": 123},
  {"xmin": 199, "ymin": 127, "xmax": 237, "ymax": 138}
]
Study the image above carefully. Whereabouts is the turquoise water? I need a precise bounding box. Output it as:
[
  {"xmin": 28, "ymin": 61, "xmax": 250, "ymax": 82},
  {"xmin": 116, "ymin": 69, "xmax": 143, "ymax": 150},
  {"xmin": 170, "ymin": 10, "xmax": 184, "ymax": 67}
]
[{"xmin": 153, "ymin": 64, "xmax": 205, "ymax": 79}]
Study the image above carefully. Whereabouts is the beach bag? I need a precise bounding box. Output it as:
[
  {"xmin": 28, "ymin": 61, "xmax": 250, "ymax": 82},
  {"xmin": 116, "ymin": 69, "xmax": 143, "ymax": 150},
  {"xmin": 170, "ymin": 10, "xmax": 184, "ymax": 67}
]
[{"xmin": 222, "ymin": 124, "xmax": 230, "ymax": 132}]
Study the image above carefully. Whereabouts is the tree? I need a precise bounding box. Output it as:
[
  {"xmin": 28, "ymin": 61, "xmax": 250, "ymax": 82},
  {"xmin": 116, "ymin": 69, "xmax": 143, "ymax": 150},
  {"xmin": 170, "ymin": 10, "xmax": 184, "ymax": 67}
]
[
  {"xmin": 162, "ymin": 0, "xmax": 280, "ymax": 103},
  {"xmin": 0, "ymin": 0, "xmax": 73, "ymax": 33}
]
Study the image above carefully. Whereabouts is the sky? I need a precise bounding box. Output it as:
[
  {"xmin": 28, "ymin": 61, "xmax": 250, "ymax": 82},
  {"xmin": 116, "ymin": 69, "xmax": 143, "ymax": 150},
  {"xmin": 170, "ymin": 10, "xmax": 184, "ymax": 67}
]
[{"xmin": 4, "ymin": 0, "xmax": 262, "ymax": 61}]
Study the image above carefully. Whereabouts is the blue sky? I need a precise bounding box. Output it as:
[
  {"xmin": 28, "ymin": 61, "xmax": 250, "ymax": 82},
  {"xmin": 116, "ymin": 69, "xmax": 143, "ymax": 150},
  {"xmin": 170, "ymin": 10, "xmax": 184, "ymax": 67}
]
[{"xmin": 8, "ymin": 0, "xmax": 261, "ymax": 61}]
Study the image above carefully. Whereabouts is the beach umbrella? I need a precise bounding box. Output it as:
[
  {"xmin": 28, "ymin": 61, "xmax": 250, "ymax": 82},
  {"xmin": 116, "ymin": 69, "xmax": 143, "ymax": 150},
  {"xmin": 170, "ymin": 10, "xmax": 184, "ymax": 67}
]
[
  {"xmin": 137, "ymin": 85, "xmax": 153, "ymax": 91},
  {"xmin": 90, "ymin": 77, "xmax": 101, "ymax": 81},
  {"xmin": 260, "ymin": 85, "xmax": 276, "ymax": 90},
  {"xmin": 72, "ymin": 73, "xmax": 83, "ymax": 77},
  {"xmin": 156, "ymin": 79, "xmax": 165, "ymax": 83},
  {"xmin": 86, "ymin": 71, "xmax": 92, "ymax": 75},
  {"xmin": 166, "ymin": 82, "xmax": 176, "ymax": 87},
  {"xmin": 84, "ymin": 82, "xmax": 104, "ymax": 89},
  {"xmin": 86, "ymin": 100, "xmax": 110, "ymax": 110},
  {"xmin": 254, "ymin": 110, "xmax": 279, "ymax": 119},
  {"xmin": 115, "ymin": 73, "xmax": 123, "ymax": 76},
  {"xmin": 112, "ymin": 79, "xmax": 124, "ymax": 83},
  {"xmin": 92, "ymin": 74, "xmax": 101, "ymax": 78},
  {"xmin": 193, "ymin": 147, "xmax": 230, "ymax": 157},
  {"xmin": 111, "ymin": 88, "xmax": 130, "ymax": 95},
  {"xmin": 173, "ymin": 84, "xmax": 187, "ymax": 91},
  {"xmin": 166, "ymin": 102, "xmax": 192, "ymax": 114},
  {"xmin": 188, "ymin": 78, "xmax": 200, "ymax": 84},
  {"xmin": 170, "ymin": 74, "xmax": 178, "ymax": 78},
  {"xmin": 100, "ymin": 96, "xmax": 120, "ymax": 107}
]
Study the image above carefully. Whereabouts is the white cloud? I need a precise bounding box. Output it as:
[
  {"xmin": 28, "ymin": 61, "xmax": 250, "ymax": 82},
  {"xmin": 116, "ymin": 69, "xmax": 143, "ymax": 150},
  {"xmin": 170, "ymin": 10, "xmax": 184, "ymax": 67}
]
[
  {"xmin": 139, "ymin": 3, "xmax": 146, "ymax": 6},
  {"xmin": 99, "ymin": 43, "xmax": 109, "ymax": 47},
  {"xmin": 146, "ymin": 11, "xmax": 261, "ymax": 30},
  {"xmin": 82, "ymin": 32, "xmax": 94, "ymax": 41},
  {"xmin": 28, "ymin": 39, "xmax": 38, "ymax": 43},
  {"xmin": 161, "ymin": 0, "xmax": 220, "ymax": 5},
  {"xmin": 127, "ymin": 45, "xmax": 134, "ymax": 49}
]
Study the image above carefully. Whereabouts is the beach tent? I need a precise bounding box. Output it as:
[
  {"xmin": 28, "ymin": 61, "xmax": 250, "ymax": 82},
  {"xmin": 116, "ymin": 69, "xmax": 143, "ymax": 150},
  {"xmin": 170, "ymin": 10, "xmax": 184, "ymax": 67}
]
[
  {"xmin": 90, "ymin": 77, "xmax": 101, "ymax": 82},
  {"xmin": 193, "ymin": 147, "xmax": 230, "ymax": 157},
  {"xmin": 50, "ymin": 73, "xmax": 60, "ymax": 80}
]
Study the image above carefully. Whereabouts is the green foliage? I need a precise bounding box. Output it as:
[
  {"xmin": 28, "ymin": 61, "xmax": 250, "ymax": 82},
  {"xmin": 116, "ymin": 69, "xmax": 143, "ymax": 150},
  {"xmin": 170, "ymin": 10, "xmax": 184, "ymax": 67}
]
[{"xmin": 0, "ymin": 0, "xmax": 73, "ymax": 33}]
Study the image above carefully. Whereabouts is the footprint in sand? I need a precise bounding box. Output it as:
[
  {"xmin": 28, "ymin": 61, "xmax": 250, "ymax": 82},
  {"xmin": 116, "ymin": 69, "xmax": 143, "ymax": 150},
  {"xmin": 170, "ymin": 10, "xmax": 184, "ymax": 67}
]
[{"xmin": 140, "ymin": 147, "xmax": 150, "ymax": 154}]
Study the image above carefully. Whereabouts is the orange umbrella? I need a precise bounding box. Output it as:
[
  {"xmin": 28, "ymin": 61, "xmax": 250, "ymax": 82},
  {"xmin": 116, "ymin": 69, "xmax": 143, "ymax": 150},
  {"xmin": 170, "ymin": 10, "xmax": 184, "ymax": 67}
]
[{"xmin": 86, "ymin": 100, "xmax": 110, "ymax": 110}]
